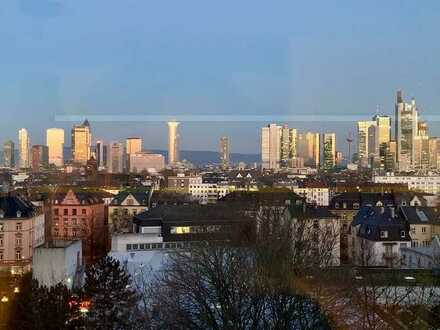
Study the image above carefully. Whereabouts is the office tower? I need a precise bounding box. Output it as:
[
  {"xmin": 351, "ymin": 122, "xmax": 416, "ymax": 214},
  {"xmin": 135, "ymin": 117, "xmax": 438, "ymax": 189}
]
[
  {"xmin": 46, "ymin": 128, "xmax": 64, "ymax": 167},
  {"xmin": 167, "ymin": 121, "xmax": 180, "ymax": 165},
  {"xmin": 429, "ymin": 137, "xmax": 440, "ymax": 169},
  {"xmin": 395, "ymin": 90, "xmax": 418, "ymax": 171},
  {"xmin": 297, "ymin": 132, "xmax": 320, "ymax": 168},
  {"xmin": 31, "ymin": 145, "xmax": 49, "ymax": 172},
  {"xmin": 261, "ymin": 124, "xmax": 282, "ymax": 169},
  {"xmin": 335, "ymin": 151, "xmax": 343, "ymax": 166},
  {"xmin": 384, "ymin": 140, "xmax": 397, "ymax": 172},
  {"xmin": 96, "ymin": 140, "xmax": 107, "ymax": 169},
  {"xmin": 414, "ymin": 121, "xmax": 430, "ymax": 170},
  {"xmin": 125, "ymin": 137, "xmax": 142, "ymax": 171},
  {"xmin": 3, "ymin": 140, "xmax": 15, "ymax": 168},
  {"xmin": 322, "ymin": 133, "xmax": 336, "ymax": 170},
  {"xmin": 280, "ymin": 125, "xmax": 291, "ymax": 167},
  {"xmin": 219, "ymin": 136, "xmax": 230, "ymax": 169},
  {"xmin": 18, "ymin": 128, "xmax": 30, "ymax": 168},
  {"xmin": 109, "ymin": 142, "xmax": 124, "ymax": 174},
  {"xmin": 357, "ymin": 120, "xmax": 375, "ymax": 167},
  {"xmin": 71, "ymin": 120, "xmax": 91, "ymax": 165},
  {"xmin": 126, "ymin": 137, "xmax": 142, "ymax": 154},
  {"xmin": 289, "ymin": 128, "xmax": 297, "ymax": 160}
]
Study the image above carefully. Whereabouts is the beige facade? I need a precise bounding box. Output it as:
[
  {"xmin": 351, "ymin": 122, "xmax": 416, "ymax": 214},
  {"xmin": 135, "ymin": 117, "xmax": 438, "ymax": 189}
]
[{"xmin": 46, "ymin": 128, "xmax": 65, "ymax": 167}]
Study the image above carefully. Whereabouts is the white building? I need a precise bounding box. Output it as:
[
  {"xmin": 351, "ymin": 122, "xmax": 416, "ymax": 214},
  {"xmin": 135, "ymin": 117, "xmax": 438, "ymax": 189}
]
[
  {"xmin": 373, "ymin": 175, "xmax": 440, "ymax": 195},
  {"xmin": 189, "ymin": 183, "xmax": 230, "ymax": 204},
  {"xmin": 293, "ymin": 186, "xmax": 330, "ymax": 206},
  {"xmin": 167, "ymin": 121, "xmax": 180, "ymax": 165},
  {"xmin": 32, "ymin": 240, "xmax": 83, "ymax": 289},
  {"xmin": 129, "ymin": 152, "xmax": 165, "ymax": 173},
  {"xmin": 261, "ymin": 124, "xmax": 282, "ymax": 170}
]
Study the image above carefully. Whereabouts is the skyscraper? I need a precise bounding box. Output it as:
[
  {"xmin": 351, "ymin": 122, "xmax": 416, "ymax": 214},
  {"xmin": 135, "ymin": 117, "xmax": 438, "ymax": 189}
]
[
  {"xmin": 357, "ymin": 120, "xmax": 375, "ymax": 166},
  {"xmin": 219, "ymin": 136, "xmax": 230, "ymax": 169},
  {"xmin": 96, "ymin": 140, "xmax": 107, "ymax": 169},
  {"xmin": 31, "ymin": 145, "xmax": 49, "ymax": 172},
  {"xmin": 3, "ymin": 140, "xmax": 15, "ymax": 168},
  {"xmin": 18, "ymin": 128, "xmax": 30, "ymax": 169},
  {"xmin": 167, "ymin": 121, "xmax": 180, "ymax": 165},
  {"xmin": 126, "ymin": 137, "xmax": 142, "ymax": 155},
  {"xmin": 261, "ymin": 124, "xmax": 282, "ymax": 169},
  {"xmin": 46, "ymin": 128, "xmax": 65, "ymax": 167},
  {"xmin": 322, "ymin": 133, "xmax": 336, "ymax": 170},
  {"xmin": 395, "ymin": 90, "xmax": 418, "ymax": 171},
  {"xmin": 71, "ymin": 120, "xmax": 91, "ymax": 165},
  {"xmin": 414, "ymin": 121, "xmax": 430, "ymax": 170},
  {"xmin": 297, "ymin": 132, "xmax": 320, "ymax": 168},
  {"xmin": 109, "ymin": 142, "xmax": 124, "ymax": 174}
]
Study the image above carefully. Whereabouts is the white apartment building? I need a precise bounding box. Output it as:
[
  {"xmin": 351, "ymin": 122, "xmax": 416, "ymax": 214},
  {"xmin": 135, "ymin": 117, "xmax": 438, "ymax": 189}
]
[
  {"xmin": 293, "ymin": 187, "xmax": 330, "ymax": 206},
  {"xmin": 373, "ymin": 175, "xmax": 440, "ymax": 195},
  {"xmin": 189, "ymin": 183, "xmax": 230, "ymax": 204}
]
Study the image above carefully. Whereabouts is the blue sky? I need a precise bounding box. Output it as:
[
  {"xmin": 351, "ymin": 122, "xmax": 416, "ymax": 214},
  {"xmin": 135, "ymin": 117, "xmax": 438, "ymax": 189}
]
[{"xmin": 1, "ymin": 0, "xmax": 440, "ymax": 153}]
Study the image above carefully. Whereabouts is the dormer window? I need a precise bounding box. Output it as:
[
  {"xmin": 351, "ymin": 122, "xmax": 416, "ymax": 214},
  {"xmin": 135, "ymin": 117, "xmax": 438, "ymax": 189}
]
[
  {"xmin": 353, "ymin": 203, "xmax": 360, "ymax": 209},
  {"xmin": 401, "ymin": 231, "xmax": 406, "ymax": 238},
  {"xmin": 0, "ymin": 210, "xmax": 4, "ymax": 219},
  {"xmin": 335, "ymin": 203, "xmax": 340, "ymax": 209},
  {"xmin": 16, "ymin": 211, "xmax": 21, "ymax": 218},
  {"xmin": 380, "ymin": 230, "xmax": 388, "ymax": 239}
]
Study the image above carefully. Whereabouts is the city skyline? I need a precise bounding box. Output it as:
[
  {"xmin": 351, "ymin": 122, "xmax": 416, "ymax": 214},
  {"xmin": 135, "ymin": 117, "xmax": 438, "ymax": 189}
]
[{"xmin": 2, "ymin": 1, "xmax": 440, "ymax": 152}]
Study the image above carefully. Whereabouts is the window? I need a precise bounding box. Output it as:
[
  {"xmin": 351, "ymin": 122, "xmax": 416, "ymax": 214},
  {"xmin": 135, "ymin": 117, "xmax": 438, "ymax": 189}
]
[
  {"xmin": 15, "ymin": 250, "xmax": 21, "ymax": 260},
  {"xmin": 64, "ymin": 209, "xmax": 68, "ymax": 216},
  {"xmin": 72, "ymin": 218, "xmax": 77, "ymax": 225},
  {"xmin": 353, "ymin": 203, "xmax": 360, "ymax": 209},
  {"xmin": 422, "ymin": 227, "xmax": 427, "ymax": 233},
  {"xmin": 63, "ymin": 228, "xmax": 68, "ymax": 236},
  {"xmin": 400, "ymin": 231, "xmax": 406, "ymax": 238},
  {"xmin": 380, "ymin": 231, "xmax": 388, "ymax": 239},
  {"xmin": 139, "ymin": 244, "xmax": 145, "ymax": 250},
  {"xmin": 54, "ymin": 209, "xmax": 59, "ymax": 216},
  {"xmin": 0, "ymin": 235, "xmax": 3, "ymax": 247},
  {"xmin": 16, "ymin": 238, "xmax": 22, "ymax": 246},
  {"xmin": 64, "ymin": 218, "xmax": 68, "ymax": 225},
  {"xmin": 132, "ymin": 244, "xmax": 138, "ymax": 250},
  {"xmin": 82, "ymin": 209, "xmax": 87, "ymax": 215},
  {"xmin": 127, "ymin": 244, "xmax": 132, "ymax": 251},
  {"xmin": 72, "ymin": 209, "xmax": 77, "ymax": 216},
  {"xmin": 0, "ymin": 223, "xmax": 3, "ymax": 231},
  {"xmin": 0, "ymin": 252, "xmax": 3, "ymax": 260},
  {"xmin": 127, "ymin": 199, "xmax": 134, "ymax": 206},
  {"xmin": 334, "ymin": 203, "xmax": 339, "ymax": 209},
  {"xmin": 16, "ymin": 223, "xmax": 22, "ymax": 231}
]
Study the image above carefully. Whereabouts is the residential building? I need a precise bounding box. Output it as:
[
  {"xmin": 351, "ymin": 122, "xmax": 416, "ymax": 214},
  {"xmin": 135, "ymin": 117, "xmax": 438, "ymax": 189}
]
[
  {"xmin": 129, "ymin": 152, "xmax": 165, "ymax": 173},
  {"xmin": 46, "ymin": 128, "xmax": 65, "ymax": 167},
  {"xmin": 71, "ymin": 120, "xmax": 91, "ymax": 165},
  {"xmin": 108, "ymin": 190, "xmax": 151, "ymax": 234},
  {"xmin": 0, "ymin": 194, "xmax": 45, "ymax": 274},
  {"xmin": 189, "ymin": 183, "xmax": 230, "ymax": 204},
  {"xmin": 400, "ymin": 207, "xmax": 440, "ymax": 248},
  {"xmin": 293, "ymin": 184, "xmax": 330, "ymax": 206},
  {"xmin": 167, "ymin": 174, "xmax": 203, "ymax": 192},
  {"xmin": 350, "ymin": 206, "xmax": 411, "ymax": 267},
  {"xmin": 49, "ymin": 189, "xmax": 105, "ymax": 264},
  {"xmin": 373, "ymin": 175, "xmax": 440, "ymax": 194},
  {"xmin": 18, "ymin": 128, "xmax": 30, "ymax": 169},
  {"xmin": 31, "ymin": 145, "xmax": 49, "ymax": 172},
  {"xmin": 167, "ymin": 121, "xmax": 180, "ymax": 165},
  {"xmin": 3, "ymin": 140, "xmax": 15, "ymax": 168}
]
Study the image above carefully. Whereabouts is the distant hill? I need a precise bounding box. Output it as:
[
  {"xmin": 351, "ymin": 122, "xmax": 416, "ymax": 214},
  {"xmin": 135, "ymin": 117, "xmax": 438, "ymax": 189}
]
[{"xmin": 149, "ymin": 150, "xmax": 260, "ymax": 167}]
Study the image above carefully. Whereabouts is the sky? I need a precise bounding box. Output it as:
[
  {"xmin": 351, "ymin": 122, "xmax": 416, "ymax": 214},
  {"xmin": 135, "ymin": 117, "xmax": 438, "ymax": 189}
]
[{"xmin": 1, "ymin": 0, "xmax": 440, "ymax": 153}]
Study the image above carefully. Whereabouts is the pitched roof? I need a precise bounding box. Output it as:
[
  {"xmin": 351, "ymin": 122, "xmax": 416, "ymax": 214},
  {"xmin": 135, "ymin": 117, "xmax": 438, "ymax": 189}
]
[
  {"xmin": 353, "ymin": 206, "xmax": 411, "ymax": 242},
  {"xmin": 400, "ymin": 206, "xmax": 440, "ymax": 225},
  {"xmin": 0, "ymin": 195, "xmax": 37, "ymax": 219},
  {"xmin": 52, "ymin": 189, "xmax": 103, "ymax": 205},
  {"xmin": 110, "ymin": 190, "xmax": 150, "ymax": 206}
]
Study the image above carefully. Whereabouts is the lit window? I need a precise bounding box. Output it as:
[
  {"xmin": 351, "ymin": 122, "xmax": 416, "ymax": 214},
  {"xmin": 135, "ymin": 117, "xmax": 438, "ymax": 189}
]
[{"xmin": 380, "ymin": 231, "xmax": 388, "ymax": 239}]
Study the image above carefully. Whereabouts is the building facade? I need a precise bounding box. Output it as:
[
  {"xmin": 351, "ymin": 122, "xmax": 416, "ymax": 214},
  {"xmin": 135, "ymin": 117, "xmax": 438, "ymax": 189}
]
[
  {"xmin": 71, "ymin": 120, "xmax": 91, "ymax": 165},
  {"xmin": 3, "ymin": 140, "xmax": 15, "ymax": 168},
  {"xmin": 129, "ymin": 152, "xmax": 165, "ymax": 173},
  {"xmin": 167, "ymin": 121, "xmax": 180, "ymax": 165},
  {"xmin": 18, "ymin": 128, "xmax": 30, "ymax": 169},
  {"xmin": 46, "ymin": 128, "xmax": 65, "ymax": 167},
  {"xmin": 31, "ymin": 145, "xmax": 49, "ymax": 172}
]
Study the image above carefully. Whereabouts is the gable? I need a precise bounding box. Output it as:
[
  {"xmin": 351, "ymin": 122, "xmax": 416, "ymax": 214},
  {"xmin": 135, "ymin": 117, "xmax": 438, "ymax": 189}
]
[
  {"xmin": 121, "ymin": 193, "xmax": 141, "ymax": 206},
  {"xmin": 61, "ymin": 190, "xmax": 80, "ymax": 205}
]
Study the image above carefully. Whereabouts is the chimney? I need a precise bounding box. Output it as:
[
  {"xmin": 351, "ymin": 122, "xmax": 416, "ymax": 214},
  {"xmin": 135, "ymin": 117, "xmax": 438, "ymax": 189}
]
[{"xmin": 390, "ymin": 207, "xmax": 395, "ymax": 219}]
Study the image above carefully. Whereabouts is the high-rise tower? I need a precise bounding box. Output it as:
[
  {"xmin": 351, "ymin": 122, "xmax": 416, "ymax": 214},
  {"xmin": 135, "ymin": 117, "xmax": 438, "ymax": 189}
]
[{"xmin": 167, "ymin": 121, "xmax": 180, "ymax": 165}]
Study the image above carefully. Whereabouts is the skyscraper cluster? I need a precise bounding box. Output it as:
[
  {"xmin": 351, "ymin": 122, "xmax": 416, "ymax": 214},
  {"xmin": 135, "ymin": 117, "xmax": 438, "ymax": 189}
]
[
  {"xmin": 261, "ymin": 124, "xmax": 336, "ymax": 170},
  {"xmin": 357, "ymin": 90, "xmax": 439, "ymax": 172}
]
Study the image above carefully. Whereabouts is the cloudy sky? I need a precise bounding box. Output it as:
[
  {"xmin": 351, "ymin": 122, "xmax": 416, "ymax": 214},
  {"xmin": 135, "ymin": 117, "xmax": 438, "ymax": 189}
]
[{"xmin": 1, "ymin": 0, "xmax": 440, "ymax": 153}]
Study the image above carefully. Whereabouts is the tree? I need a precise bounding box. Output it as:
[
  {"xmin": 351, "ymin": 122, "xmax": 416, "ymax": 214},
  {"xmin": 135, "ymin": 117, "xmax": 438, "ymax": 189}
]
[
  {"xmin": 83, "ymin": 256, "xmax": 138, "ymax": 329},
  {"xmin": 8, "ymin": 273, "xmax": 80, "ymax": 330}
]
